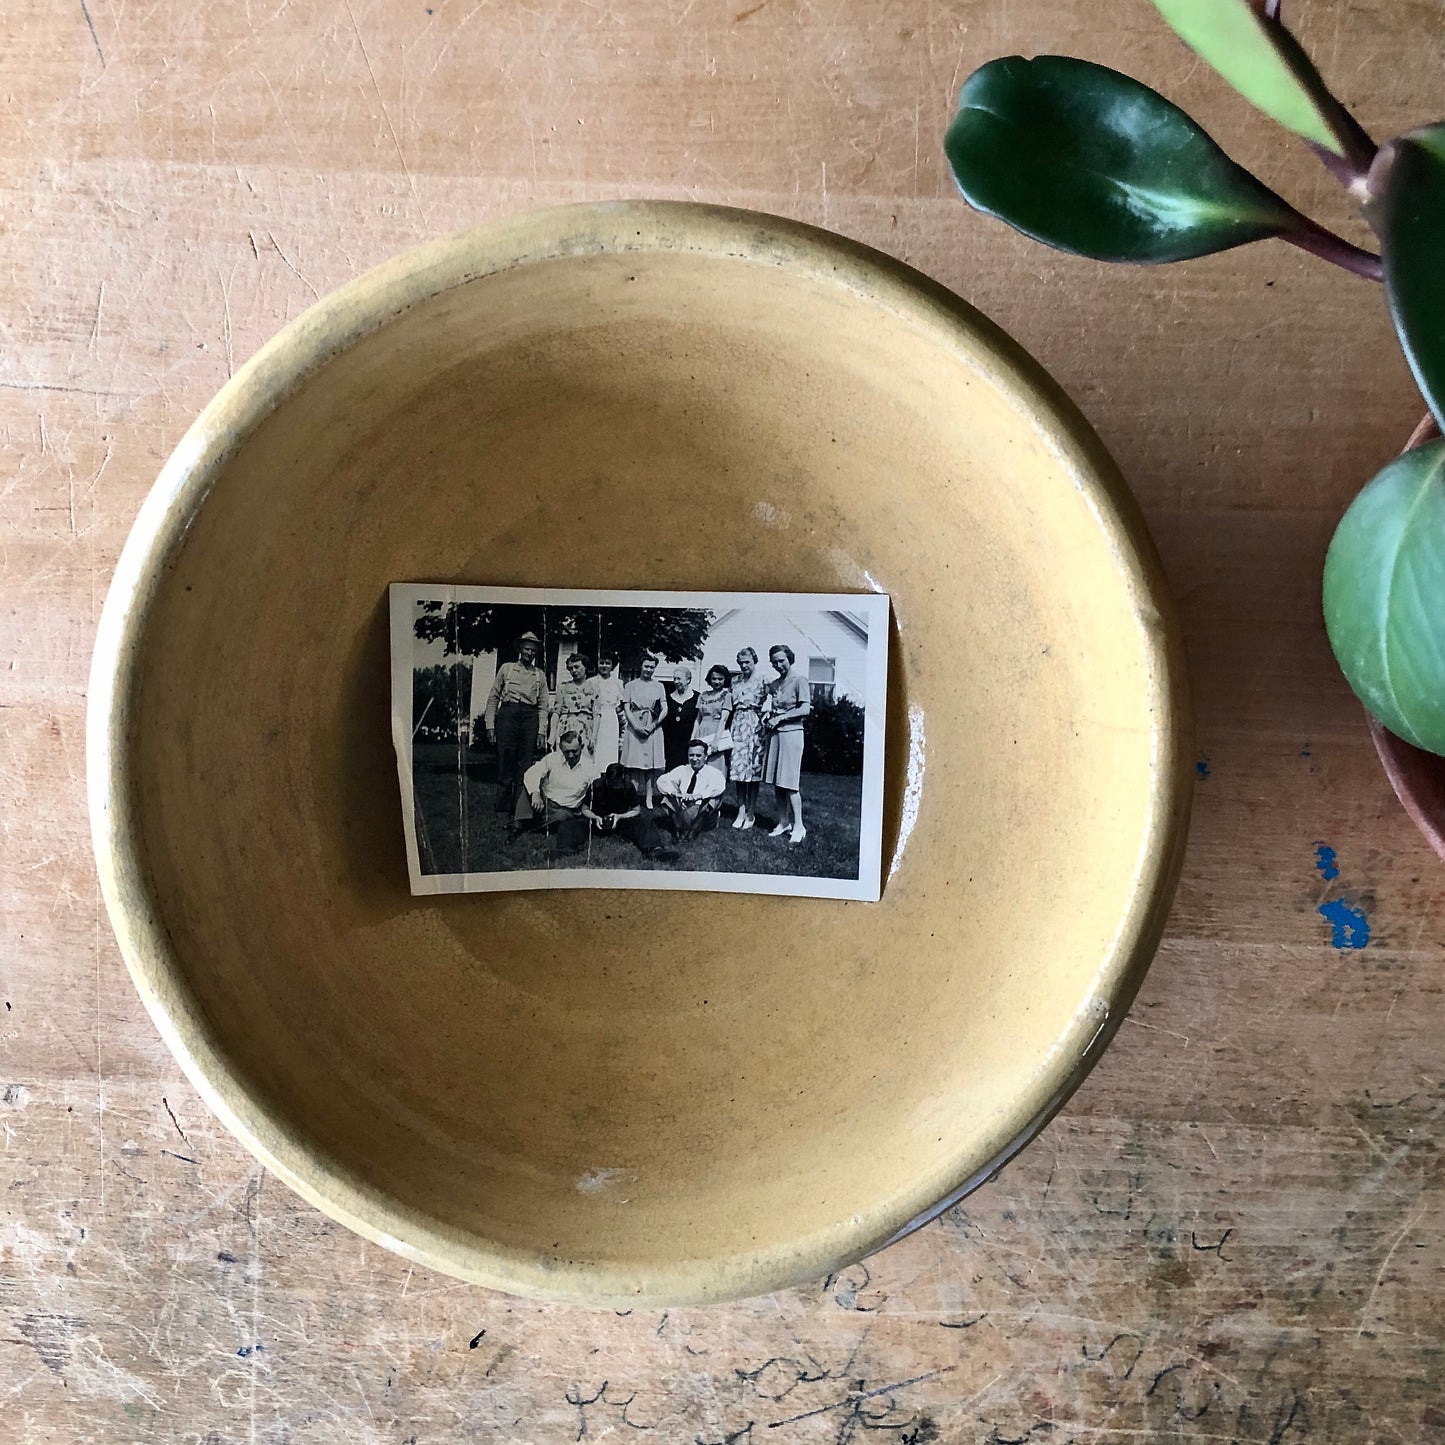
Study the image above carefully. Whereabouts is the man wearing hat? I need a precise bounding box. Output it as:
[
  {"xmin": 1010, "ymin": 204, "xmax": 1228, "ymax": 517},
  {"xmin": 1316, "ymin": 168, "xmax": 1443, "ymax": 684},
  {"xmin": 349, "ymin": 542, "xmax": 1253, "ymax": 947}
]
[
  {"xmin": 511, "ymin": 727, "xmax": 596, "ymax": 854},
  {"xmin": 484, "ymin": 630, "xmax": 550, "ymax": 814}
]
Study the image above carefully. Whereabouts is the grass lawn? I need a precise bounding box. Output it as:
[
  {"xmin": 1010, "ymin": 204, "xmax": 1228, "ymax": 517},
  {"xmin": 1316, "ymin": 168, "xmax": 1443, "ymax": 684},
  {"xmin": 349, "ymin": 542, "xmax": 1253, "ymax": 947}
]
[{"xmin": 410, "ymin": 743, "xmax": 863, "ymax": 880}]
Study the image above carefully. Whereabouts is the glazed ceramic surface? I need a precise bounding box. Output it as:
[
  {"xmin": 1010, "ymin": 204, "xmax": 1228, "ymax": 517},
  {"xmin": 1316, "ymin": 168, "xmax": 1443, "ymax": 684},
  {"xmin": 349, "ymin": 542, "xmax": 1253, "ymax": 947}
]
[{"xmin": 88, "ymin": 202, "xmax": 1190, "ymax": 1306}]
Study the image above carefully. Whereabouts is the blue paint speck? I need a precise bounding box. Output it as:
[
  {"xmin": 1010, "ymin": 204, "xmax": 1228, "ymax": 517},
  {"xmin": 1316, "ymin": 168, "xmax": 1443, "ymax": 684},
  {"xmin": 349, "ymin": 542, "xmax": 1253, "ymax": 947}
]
[
  {"xmin": 1300, "ymin": 745, "xmax": 1312, "ymax": 757},
  {"xmin": 237, "ymin": 1343, "xmax": 265, "ymax": 1359},
  {"xmin": 1195, "ymin": 758, "xmax": 1211, "ymax": 779},
  {"xmin": 1314, "ymin": 843, "xmax": 1340, "ymax": 881},
  {"xmin": 1318, "ymin": 898, "xmax": 1369, "ymax": 950}
]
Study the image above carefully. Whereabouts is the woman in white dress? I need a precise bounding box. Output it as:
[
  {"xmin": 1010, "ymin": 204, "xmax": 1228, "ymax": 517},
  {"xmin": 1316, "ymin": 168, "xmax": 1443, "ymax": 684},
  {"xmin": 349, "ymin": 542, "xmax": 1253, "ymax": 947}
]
[{"xmin": 587, "ymin": 652, "xmax": 624, "ymax": 769}]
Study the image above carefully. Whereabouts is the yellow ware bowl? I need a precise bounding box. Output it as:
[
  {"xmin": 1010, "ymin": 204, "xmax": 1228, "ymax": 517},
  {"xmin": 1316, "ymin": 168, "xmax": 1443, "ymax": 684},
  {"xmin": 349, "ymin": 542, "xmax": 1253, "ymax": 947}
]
[{"xmin": 88, "ymin": 201, "xmax": 1190, "ymax": 1307}]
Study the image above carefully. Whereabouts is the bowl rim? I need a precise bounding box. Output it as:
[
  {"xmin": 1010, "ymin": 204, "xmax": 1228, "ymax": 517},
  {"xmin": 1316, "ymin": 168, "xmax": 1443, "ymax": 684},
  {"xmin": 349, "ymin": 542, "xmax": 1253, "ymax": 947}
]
[{"xmin": 87, "ymin": 198, "xmax": 1193, "ymax": 1307}]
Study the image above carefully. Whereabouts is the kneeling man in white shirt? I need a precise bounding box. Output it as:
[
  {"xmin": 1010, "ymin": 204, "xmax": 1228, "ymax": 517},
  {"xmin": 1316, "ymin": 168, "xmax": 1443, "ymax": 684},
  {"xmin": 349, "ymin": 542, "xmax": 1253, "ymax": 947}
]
[
  {"xmin": 655, "ymin": 740, "xmax": 726, "ymax": 841},
  {"xmin": 511, "ymin": 729, "xmax": 596, "ymax": 853}
]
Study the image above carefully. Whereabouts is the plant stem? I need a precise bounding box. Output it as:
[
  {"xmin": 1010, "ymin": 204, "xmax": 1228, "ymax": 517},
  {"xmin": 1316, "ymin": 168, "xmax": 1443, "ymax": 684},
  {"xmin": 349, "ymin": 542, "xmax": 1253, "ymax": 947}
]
[
  {"xmin": 1308, "ymin": 140, "xmax": 1373, "ymax": 198},
  {"xmin": 1307, "ymin": 114, "xmax": 1380, "ymax": 193},
  {"xmin": 1282, "ymin": 219, "xmax": 1383, "ymax": 280},
  {"xmin": 1261, "ymin": 3, "xmax": 1378, "ymax": 184}
]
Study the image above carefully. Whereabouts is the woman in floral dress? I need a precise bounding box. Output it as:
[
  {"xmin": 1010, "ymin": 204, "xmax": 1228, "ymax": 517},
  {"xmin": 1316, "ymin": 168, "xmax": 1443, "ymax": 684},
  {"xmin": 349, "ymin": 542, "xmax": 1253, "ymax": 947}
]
[
  {"xmin": 551, "ymin": 652, "xmax": 595, "ymax": 751},
  {"xmin": 727, "ymin": 647, "xmax": 767, "ymax": 829},
  {"xmin": 693, "ymin": 664, "xmax": 735, "ymax": 773}
]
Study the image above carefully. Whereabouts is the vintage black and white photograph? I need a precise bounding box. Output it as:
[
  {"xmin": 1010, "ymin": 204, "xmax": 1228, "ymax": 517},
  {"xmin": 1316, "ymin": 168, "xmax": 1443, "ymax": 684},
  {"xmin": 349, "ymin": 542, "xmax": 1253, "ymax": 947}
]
[{"xmin": 389, "ymin": 584, "xmax": 889, "ymax": 899}]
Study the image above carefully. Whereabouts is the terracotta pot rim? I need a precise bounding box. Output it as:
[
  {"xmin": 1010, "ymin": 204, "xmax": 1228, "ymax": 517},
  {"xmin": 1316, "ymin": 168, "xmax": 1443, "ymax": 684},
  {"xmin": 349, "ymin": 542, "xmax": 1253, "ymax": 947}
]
[
  {"xmin": 1367, "ymin": 715, "xmax": 1445, "ymax": 859},
  {"xmin": 87, "ymin": 200, "xmax": 1193, "ymax": 1306}
]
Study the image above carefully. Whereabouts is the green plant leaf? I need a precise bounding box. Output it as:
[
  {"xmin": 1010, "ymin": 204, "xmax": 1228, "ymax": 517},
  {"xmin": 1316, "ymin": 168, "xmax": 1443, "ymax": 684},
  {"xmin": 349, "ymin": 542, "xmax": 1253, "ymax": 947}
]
[
  {"xmin": 945, "ymin": 56, "xmax": 1303, "ymax": 263},
  {"xmin": 1375, "ymin": 124, "xmax": 1445, "ymax": 432},
  {"xmin": 1151, "ymin": 0, "xmax": 1342, "ymax": 154},
  {"xmin": 1324, "ymin": 438, "xmax": 1445, "ymax": 754}
]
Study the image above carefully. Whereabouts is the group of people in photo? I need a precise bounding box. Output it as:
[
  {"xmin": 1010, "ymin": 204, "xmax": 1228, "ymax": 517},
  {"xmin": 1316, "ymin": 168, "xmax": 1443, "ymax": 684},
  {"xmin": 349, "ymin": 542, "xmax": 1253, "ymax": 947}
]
[{"xmin": 479, "ymin": 631, "xmax": 813, "ymax": 860}]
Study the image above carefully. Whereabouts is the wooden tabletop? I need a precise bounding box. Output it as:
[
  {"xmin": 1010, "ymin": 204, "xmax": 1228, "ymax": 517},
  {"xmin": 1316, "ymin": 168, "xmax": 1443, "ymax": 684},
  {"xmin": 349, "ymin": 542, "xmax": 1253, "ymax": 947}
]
[{"xmin": 4, "ymin": 0, "xmax": 1443, "ymax": 1439}]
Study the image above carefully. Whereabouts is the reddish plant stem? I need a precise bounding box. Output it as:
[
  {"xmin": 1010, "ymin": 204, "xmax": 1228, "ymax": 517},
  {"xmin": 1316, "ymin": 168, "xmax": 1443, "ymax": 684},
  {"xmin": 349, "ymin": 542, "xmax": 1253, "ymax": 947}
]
[
  {"xmin": 1311, "ymin": 109, "xmax": 1380, "ymax": 189},
  {"xmin": 1281, "ymin": 221, "xmax": 1383, "ymax": 281},
  {"xmin": 1307, "ymin": 140, "xmax": 1367, "ymax": 192}
]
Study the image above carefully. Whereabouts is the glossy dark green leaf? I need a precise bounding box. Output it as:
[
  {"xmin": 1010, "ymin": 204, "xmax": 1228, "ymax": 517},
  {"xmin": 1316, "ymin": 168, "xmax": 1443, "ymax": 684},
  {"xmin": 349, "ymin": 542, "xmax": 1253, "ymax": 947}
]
[
  {"xmin": 945, "ymin": 56, "xmax": 1304, "ymax": 263},
  {"xmin": 1151, "ymin": 0, "xmax": 1341, "ymax": 153},
  {"xmin": 1376, "ymin": 124, "xmax": 1445, "ymax": 432},
  {"xmin": 1324, "ymin": 438, "xmax": 1445, "ymax": 754}
]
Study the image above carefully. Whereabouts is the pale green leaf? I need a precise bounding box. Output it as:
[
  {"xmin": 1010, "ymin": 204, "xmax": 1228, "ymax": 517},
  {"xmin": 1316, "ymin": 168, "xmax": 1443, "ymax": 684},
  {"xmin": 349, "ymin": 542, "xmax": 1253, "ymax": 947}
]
[
  {"xmin": 1324, "ymin": 438, "xmax": 1445, "ymax": 754},
  {"xmin": 1151, "ymin": 0, "xmax": 1342, "ymax": 154}
]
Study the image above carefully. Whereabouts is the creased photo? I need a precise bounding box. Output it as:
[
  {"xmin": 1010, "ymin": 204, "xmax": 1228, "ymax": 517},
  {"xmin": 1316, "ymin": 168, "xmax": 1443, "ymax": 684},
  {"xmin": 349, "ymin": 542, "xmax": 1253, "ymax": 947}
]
[{"xmin": 390, "ymin": 585, "xmax": 890, "ymax": 900}]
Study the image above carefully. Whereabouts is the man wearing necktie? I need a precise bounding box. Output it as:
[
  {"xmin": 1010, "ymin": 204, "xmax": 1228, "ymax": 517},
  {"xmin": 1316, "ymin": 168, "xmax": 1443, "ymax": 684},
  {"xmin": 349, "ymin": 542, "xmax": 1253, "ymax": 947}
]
[{"xmin": 655, "ymin": 739, "xmax": 727, "ymax": 841}]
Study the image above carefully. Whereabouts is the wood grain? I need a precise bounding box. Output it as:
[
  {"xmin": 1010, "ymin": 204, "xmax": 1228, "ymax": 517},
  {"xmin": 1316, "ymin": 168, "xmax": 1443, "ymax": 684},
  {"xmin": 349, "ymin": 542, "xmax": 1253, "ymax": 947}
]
[{"xmin": 2, "ymin": 0, "xmax": 1442, "ymax": 1439}]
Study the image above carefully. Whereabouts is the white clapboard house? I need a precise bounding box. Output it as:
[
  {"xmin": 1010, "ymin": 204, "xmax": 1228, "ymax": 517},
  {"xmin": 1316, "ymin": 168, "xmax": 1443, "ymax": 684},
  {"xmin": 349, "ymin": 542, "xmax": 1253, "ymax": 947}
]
[{"xmin": 684, "ymin": 606, "xmax": 871, "ymax": 705}]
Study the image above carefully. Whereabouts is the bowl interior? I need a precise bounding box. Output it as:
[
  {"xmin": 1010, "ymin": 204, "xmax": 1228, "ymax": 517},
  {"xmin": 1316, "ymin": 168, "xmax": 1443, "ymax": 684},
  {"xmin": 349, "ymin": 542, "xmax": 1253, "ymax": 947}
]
[{"xmin": 108, "ymin": 210, "xmax": 1182, "ymax": 1303}]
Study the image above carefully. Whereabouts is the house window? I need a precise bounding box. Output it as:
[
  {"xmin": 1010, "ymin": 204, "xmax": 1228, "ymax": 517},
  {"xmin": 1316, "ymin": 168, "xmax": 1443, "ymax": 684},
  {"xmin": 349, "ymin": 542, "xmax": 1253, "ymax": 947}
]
[{"xmin": 808, "ymin": 656, "xmax": 836, "ymax": 705}]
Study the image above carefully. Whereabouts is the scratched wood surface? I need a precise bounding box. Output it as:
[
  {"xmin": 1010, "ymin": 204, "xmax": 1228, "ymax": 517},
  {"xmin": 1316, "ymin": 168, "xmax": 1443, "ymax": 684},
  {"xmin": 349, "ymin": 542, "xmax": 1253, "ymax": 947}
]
[{"xmin": 4, "ymin": 0, "xmax": 1444, "ymax": 1440}]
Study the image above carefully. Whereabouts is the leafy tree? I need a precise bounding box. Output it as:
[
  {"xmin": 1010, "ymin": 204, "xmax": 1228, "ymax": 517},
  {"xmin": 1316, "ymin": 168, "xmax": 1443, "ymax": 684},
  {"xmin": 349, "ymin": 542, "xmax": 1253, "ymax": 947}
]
[{"xmin": 415, "ymin": 601, "xmax": 714, "ymax": 670}]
